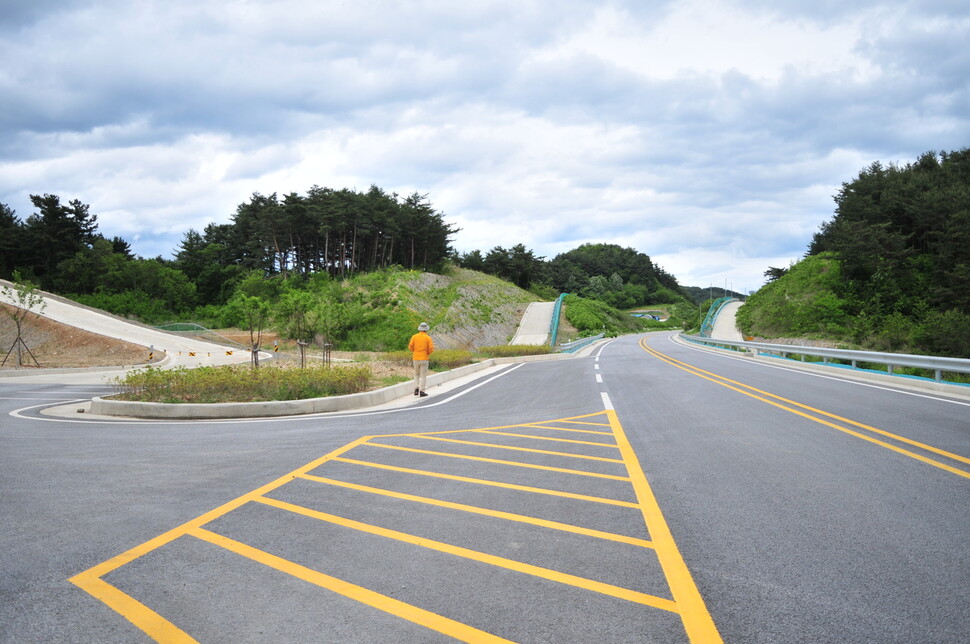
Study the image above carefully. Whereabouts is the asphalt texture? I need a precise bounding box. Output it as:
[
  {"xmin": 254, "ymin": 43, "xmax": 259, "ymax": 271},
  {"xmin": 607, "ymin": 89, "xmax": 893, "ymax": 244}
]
[{"xmin": 2, "ymin": 332, "xmax": 968, "ymax": 643}]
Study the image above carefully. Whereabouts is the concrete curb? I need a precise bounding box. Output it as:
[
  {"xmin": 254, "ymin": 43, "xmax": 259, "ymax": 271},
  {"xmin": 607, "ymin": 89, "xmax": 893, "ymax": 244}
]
[{"xmin": 89, "ymin": 351, "xmax": 584, "ymax": 419}]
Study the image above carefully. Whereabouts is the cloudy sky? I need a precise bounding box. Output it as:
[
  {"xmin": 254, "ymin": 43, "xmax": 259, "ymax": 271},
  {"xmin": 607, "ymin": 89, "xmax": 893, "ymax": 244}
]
[{"xmin": 2, "ymin": 1, "xmax": 968, "ymax": 292}]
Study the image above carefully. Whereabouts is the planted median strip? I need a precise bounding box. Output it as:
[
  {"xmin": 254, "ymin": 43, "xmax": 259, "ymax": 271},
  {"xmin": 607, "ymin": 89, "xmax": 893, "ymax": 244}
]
[
  {"xmin": 108, "ymin": 345, "xmax": 556, "ymax": 404},
  {"xmin": 111, "ymin": 364, "xmax": 375, "ymax": 403}
]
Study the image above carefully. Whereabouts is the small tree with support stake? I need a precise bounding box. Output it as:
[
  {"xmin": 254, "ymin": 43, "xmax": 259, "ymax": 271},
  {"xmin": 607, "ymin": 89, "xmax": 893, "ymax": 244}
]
[{"xmin": 1, "ymin": 272, "xmax": 47, "ymax": 368}]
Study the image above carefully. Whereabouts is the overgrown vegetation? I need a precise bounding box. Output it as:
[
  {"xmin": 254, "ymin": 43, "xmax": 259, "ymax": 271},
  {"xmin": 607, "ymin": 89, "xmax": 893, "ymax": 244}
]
[
  {"xmin": 476, "ymin": 344, "xmax": 553, "ymax": 358},
  {"xmin": 739, "ymin": 148, "xmax": 970, "ymax": 357},
  {"xmin": 562, "ymin": 294, "xmax": 687, "ymax": 337},
  {"xmin": 116, "ymin": 342, "xmax": 564, "ymax": 403},
  {"xmin": 736, "ymin": 254, "xmax": 851, "ymax": 339},
  {"xmin": 114, "ymin": 364, "xmax": 372, "ymax": 403}
]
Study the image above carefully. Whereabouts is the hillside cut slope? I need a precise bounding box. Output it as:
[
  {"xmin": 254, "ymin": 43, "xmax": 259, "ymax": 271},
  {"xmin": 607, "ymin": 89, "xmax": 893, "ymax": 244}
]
[{"xmin": 401, "ymin": 268, "xmax": 539, "ymax": 349}]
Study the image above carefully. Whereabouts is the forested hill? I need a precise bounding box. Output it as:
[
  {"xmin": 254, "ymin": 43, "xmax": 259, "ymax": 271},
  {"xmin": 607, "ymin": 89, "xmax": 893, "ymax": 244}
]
[
  {"xmin": 205, "ymin": 187, "xmax": 456, "ymax": 278},
  {"xmin": 738, "ymin": 148, "xmax": 970, "ymax": 358},
  {"xmin": 1, "ymin": 181, "xmax": 693, "ymax": 325},
  {"xmin": 0, "ymin": 187, "xmax": 457, "ymax": 307},
  {"xmin": 178, "ymin": 187, "xmax": 457, "ymax": 303}
]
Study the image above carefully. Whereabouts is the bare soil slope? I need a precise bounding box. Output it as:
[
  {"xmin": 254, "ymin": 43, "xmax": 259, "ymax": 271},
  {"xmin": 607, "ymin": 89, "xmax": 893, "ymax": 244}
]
[{"xmin": 0, "ymin": 304, "xmax": 148, "ymax": 369}]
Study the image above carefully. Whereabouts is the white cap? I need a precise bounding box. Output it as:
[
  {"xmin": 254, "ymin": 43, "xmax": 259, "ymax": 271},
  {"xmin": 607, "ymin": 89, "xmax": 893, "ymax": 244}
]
[{"xmin": 418, "ymin": 322, "xmax": 430, "ymax": 331}]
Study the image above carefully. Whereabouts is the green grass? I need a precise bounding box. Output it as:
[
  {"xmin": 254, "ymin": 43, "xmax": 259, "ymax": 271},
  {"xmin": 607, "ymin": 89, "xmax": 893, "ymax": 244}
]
[{"xmin": 563, "ymin": 294, "xmax": 654, "ymax": 336}]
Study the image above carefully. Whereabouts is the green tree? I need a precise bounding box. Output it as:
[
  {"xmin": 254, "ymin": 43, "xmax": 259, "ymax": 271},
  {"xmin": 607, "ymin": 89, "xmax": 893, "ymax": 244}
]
[
  {"xmin": 0, "ymin": 203, "xmax": 24, "ymax": 279},
  {"xmin": 483, "ymin": 246, "xmax": 511, "ymax": 280},
  {"xmin": 458, "ymin": 249, "xmax": 485, "ymax": 272},
  {"xmin": 174, "ymin": 229, "xmax": 242, "ymax": 304},
  {"xmin": 764, "ymin": 266, "xmax": 789, "ymax": 282},
  {"xmin": 276, "ymin": 289, "xmax": 318, "ymax": 343},
  {"xmin": 22, "ymin": 194, "xmax": 100, "ymax": 285},
  {"xmin": 479, "ymin": 244, "xmax": 542, "ymax": 289},
  {"xmin": 545, "ymin": 243, "xmax": 682, "ymax": 301},
  {"xmin": 226, "ymin": 293, "xmax": 271, "ymax": 367},
  {"xmin": 313, "ymin": 297, "xmax": 347, "ymax": 348},
  {"xmin": 50, "ymin": 238, "xmax": 118, "ymax": 293},
  {"xmin": 798, "ymin": 148, "xmax": 970, "ymax": 354}
]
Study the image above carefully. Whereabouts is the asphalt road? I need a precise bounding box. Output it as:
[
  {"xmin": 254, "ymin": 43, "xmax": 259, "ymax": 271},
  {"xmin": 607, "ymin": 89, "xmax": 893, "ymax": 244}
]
[{"xmin": 1, "ymin": 332, "xmax": 968, "ymax": 643}]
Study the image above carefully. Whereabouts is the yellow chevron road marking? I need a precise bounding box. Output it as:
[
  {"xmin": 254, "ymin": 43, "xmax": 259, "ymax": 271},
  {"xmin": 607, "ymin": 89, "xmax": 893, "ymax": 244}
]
[{"xmin": 70, "ymin": 409, "xmax": 720, "ymax": 642}]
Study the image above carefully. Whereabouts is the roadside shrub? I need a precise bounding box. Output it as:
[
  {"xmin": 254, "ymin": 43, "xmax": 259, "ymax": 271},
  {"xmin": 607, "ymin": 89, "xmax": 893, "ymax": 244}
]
[
  {"xmin": 382, "ymin": 350, "xmax": 412, "ymax": 366},
  {"xmin": 112, "ymin": 364, "xmax": 371, "ymax": 403},
  {"xmin": 430, "ymin": 349, "xmax": 473, "ymax": 369},
  {"xmin": 71, "ymin": 290, "xmax": 172, "ymax": 323},
  {"xmin": 381, "ymin": 348, "xmax": 473, "ymax": 369},
  {"xmin": 912, "ymin": 309, "xmax": 970, "ymax": 358},
  {"xmin": 477, "ymin": 345, "xmax": 550, "ymax": 357},
  {"xmin": 563, "ymin": 294, "xmax": 646, "ymax": 336}
]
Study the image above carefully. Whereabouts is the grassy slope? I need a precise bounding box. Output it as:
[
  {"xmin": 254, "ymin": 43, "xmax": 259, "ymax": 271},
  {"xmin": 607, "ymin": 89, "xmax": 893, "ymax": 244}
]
[
  {"xmin": 735, "ymin": 254, "xmax": 852, "ymax": 343},
  {"xmin": 348, "ymin": 266, "xmax": 540, "ymax": 350}
]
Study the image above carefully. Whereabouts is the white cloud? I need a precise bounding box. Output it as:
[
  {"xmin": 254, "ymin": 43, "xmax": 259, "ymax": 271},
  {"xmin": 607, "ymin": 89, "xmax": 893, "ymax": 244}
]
[
  {"xmin": 1, "ymin": 0, "xmax": 968, "ymax": 293},
  {"xmin": 543, "ymin": 0, "xmax": 880, "ymax": 83}
]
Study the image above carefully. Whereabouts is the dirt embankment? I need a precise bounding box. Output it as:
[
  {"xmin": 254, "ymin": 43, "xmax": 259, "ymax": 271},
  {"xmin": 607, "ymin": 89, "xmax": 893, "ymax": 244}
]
[
  {"xmin": 0, "ymin": 304, "xmax": 148, "ymax": 369},
  {"xmin": 0, "ymin": 268, "xmax": 546, "ymax": 371}
]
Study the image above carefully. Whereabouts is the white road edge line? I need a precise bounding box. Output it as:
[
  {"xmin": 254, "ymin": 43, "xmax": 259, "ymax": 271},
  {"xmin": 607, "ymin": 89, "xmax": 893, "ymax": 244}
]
[{"xmin": 9, "ymin": 363, "xmax": 529, "ymax": 425}]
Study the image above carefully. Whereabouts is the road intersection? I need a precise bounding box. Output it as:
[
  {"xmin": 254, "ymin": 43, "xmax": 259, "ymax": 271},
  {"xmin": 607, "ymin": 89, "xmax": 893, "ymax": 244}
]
[{"xmin": 2, "ymin": 292, "xmax": 968, "ymax": 642}]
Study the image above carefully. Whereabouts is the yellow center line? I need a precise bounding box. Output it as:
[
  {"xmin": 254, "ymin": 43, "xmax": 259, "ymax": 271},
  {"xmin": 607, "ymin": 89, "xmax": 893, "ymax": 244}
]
[
  {"xmin": 295, "ymin": 473, "xmax": 656, "ymax": 549},
  {"xmin": 333, "ymin": 456, "xmax": 641, "ymax": 507},
  {"xmin": 641, "ymin": 339, "xmax": 970, "ymax": 479},
  {"xmin": 251, "ymin": 496, "xmax": 679, "ymax": 613},
  {"xmin": 189, "ymin": 527, "xmax": 515, "ymax": 644},
  {"xmin": 376, "ymin": 435, "xmax": 624, "ymax": 463}
]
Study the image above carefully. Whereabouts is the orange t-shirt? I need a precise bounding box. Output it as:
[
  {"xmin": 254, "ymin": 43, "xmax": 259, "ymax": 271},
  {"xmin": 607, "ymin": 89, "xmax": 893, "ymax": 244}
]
[{"xmin": 408, "ymin": 331, "xmax": 434, "ymax": 360}]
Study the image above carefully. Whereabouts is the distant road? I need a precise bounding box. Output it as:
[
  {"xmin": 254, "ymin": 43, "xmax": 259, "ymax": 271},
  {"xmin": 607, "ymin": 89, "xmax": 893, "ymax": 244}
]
[
  {"xmin": 710, "ymin": 299, "xmax": 743, "ymax": 341},
  {"xmin": 509, "ymin": 301, "xmax": 555, "ymax": 345}
]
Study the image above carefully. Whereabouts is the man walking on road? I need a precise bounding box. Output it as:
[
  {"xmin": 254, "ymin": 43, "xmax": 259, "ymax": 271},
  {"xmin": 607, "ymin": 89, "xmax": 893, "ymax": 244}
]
[{"xmin": 408, "ymin": 322, "xmax": 434, "ymax": 397}]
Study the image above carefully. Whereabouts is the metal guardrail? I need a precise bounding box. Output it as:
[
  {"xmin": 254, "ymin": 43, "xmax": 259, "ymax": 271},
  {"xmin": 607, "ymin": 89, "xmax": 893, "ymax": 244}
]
[
  {"xmin": 549, "ymin": 293, "xmax": 568, "ymax": 347},
  {"xmin": 558, "ymin": 333, "xmax": 605, "ymax": 354},
  {"xmin": 682, "ymin": 334, "xmax": 970, "ymax": 383},
  {"xmin": 699, "ymin": 297, "xmax": 737, "ymax": 337}
]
